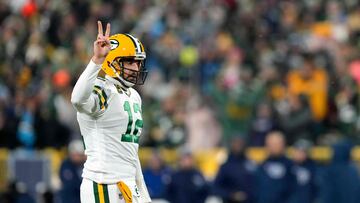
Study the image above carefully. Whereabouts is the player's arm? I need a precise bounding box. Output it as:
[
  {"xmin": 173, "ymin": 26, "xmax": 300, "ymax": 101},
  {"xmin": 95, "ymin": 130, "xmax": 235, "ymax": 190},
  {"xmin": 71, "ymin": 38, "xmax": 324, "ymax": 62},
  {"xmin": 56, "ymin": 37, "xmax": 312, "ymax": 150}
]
[
  {"xmin": 135, "ymin": 156, "xmax": 152, "ymax": 203},
  {"xmin": 71, "ymin": 21, "xmax": 111, "ymax": 114},
  {"xmin": 71, "ymin": 60, "xmax": 102, "ymax": 114}
]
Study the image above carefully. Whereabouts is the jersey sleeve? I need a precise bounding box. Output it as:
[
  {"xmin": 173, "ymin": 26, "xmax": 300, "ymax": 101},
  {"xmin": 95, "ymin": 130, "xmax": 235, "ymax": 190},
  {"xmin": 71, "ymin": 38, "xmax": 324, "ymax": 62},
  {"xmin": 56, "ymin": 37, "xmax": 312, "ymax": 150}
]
[{"xmin": 71, "ymin": 60, "xmax": 103, "ymax": 115}]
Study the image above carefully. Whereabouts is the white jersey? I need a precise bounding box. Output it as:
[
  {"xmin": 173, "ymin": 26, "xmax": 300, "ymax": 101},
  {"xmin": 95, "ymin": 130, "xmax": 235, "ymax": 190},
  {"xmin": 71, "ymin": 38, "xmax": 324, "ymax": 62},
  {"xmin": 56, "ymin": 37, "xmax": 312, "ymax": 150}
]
[{"xmin": 71, "ymin": 60, "xmax": 151, "ymax": 202}]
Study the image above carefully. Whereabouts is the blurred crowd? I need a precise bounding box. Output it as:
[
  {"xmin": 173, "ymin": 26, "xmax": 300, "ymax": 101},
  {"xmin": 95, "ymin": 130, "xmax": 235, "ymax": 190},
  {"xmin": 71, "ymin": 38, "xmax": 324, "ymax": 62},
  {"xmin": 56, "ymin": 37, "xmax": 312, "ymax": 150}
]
[
  {"xmin": 2, "ymin": 0, "xmax": 360, "ymax": 151},
  {"xmin": 147, "ymin": 132, "xmax": 360, "ymax": 203},
  {"xmin": 1, "ymin": 0, "xmax": 360, "ymax": 202}
]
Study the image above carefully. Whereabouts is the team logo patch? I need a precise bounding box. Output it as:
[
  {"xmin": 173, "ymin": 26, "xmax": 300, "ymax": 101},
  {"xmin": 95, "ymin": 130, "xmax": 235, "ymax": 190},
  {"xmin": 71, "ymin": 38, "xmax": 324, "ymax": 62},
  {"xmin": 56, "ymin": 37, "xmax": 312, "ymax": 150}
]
[
  {"xmin": 110, "ymin": 39, "xmax": 119, "ymax": 50},
  {"xmin": 134, "ymin": 185, "xmax": 140, "ymax": 198}
]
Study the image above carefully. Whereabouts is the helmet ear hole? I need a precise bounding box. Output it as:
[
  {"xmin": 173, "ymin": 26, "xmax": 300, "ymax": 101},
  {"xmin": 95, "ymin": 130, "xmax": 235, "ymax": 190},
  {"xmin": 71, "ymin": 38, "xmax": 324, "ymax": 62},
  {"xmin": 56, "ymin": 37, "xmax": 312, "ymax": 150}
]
[{"xmin": 110, "ymin": 59, "xmax": 123, "ymax": 71}]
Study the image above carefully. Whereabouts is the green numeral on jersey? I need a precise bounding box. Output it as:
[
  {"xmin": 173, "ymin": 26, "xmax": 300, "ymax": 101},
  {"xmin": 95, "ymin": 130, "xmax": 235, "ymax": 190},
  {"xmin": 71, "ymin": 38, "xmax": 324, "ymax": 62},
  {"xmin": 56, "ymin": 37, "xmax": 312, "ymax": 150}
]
[
  {"xmin": 123, "ymin": 102, "xmax": 133, "ymax": 135},
  {"xmin": 122, "ymin": 101, "xmax": 142, "ymax": 143}
]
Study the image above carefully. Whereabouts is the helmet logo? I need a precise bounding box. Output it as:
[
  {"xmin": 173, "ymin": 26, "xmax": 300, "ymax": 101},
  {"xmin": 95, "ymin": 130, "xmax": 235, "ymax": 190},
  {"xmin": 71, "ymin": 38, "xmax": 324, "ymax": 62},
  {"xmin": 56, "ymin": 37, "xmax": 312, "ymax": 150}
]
[{"xmin": 110, "ymin": 39, "xmax": 119, "ymax": 50}]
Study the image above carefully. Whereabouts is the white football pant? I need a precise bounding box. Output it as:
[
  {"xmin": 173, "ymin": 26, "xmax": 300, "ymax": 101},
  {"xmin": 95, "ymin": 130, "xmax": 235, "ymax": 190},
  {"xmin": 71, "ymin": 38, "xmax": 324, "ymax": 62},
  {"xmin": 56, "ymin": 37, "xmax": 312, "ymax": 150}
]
[{"xmin": 80, "ymin": 178, "xmax": 141, "ymax": 203}]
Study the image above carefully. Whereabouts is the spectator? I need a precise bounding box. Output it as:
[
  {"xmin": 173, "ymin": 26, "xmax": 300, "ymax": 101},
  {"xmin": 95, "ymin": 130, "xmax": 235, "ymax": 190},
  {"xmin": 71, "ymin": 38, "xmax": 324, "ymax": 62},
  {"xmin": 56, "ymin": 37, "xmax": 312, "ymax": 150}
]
[
  {"xmin": 334, "ymin": 79, "xmax": 358, "ymax": 136},
  {"xmin": 213, "ymin": 137, "xmax": 256, "ymax": 203},
  {"xmin": 210, "ymin": 46, "xmax": 265, "ymax": 142},
  {"xmin": 278, "ymin": 95, "xmax": 313, "ymax": 144},
  {"xmin": 287, "ymin": 53, "xmax": 328, "ymax": 122},
  {"xmin": 16, "ymin": 95, "xmax": 37, "ymax": 149},
  {"xmin": 290, "ymin": 139, "xmax": 318, "ymax": 203},
  {"xmin": 186, "ymin": 96, "xmax": 221, "ymax": 151},
  {"xmin": 319, "ymin": 140, "xmax": 360, "ymax": 203},
  {"xmin": 59, "ymin": 139, "xmax": 86, "ymax": 203},
  {"xmin": 143, "ymin": 151, "xmax": 172, "ymax": 199},
  {"xmin": 166, "ymin": 148, "xmax": 209, "ymax": 203},
  {"xmin": 52, "ymin": 69, "xmax": 81, "ymax": 142},
  {"xmin": 1, "ymin": 181, "xmax": 35, "ymax": 203},
  {"xmin": 255, "ymin": 131, "xmax": 296, "ymax": 203},
  {"xmin": 250, "ymin": 102, "xmax": 276, "ymax": 146}
]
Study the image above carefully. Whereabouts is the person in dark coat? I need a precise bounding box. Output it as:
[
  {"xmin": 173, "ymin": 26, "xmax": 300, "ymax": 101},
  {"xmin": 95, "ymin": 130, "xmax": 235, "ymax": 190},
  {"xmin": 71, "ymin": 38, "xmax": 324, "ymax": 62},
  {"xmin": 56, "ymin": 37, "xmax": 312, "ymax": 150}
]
[
  {"xmin": 1, "ymin": 181, "xmax": 35, "ymax": 203},
  {"xmin": 166, "ymin": 148, "xmax": 209, "ymax": 203},
  {"xmin": 319, "ymin": 140, "xmax": 360, "ymax": 203},
  {"xmin": 213, "ymin": 137, "xmax": 256, "ymax": 203},
  {"xmin": 290, "ymin": 139, "xmax": 318, "ymax": 203},
  {"xmin": 59, "ymin": 140, "xmax": 86, "ymax": 203},
  {"xmin": 278, "ymin": 95, "xmax": 313, "ymax": 145},
  {"xmin": 255, "ymin": 131, "xmax": 296, "ymax": 203},
  {"xmin": 143, "ymin": 151, "xmax": 172, "ymax": 199}
]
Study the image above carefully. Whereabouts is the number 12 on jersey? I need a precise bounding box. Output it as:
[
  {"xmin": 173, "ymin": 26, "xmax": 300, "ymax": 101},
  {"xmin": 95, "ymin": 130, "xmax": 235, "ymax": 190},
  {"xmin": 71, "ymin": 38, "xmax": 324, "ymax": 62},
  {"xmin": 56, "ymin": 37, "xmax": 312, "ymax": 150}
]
[{"xmin": 121, "ymin": 101, "xmax": 143, "ymax": 144}]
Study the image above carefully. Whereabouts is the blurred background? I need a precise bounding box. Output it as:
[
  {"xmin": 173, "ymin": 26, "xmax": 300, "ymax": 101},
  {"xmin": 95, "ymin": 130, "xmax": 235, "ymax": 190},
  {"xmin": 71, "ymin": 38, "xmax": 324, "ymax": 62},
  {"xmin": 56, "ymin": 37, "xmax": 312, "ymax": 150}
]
[{"xmin": 1, "ymin": 0, "xmax": 360, "ymax": 202}]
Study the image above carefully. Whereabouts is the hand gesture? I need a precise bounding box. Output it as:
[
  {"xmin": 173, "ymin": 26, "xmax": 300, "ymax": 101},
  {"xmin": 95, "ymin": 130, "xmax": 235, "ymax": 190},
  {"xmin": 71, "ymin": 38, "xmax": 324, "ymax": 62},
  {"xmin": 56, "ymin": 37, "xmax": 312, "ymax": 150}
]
[{"xmin": 92, "ymin": 21, "xmax": 111, "ymax": 65}]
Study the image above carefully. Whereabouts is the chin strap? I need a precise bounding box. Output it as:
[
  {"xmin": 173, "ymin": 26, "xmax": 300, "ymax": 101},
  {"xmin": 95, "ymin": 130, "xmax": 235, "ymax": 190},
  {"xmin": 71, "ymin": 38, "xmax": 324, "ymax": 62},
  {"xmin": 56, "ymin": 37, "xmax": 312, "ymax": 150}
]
[{"xmin": 107, "ymin": 60, "xmax": 136, "ymax": 88}]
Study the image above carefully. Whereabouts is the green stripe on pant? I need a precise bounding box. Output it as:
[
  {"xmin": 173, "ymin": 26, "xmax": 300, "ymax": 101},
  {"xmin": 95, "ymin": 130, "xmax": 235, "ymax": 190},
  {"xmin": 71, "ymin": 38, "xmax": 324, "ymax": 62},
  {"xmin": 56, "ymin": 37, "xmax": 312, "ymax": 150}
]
[
  {"xmin": 93, "ymin": 182, "xmax": 100, "ymax": 203},
  {"xmin": 103, "ymin": 184, "xmax": 110, "ymax": 203}
]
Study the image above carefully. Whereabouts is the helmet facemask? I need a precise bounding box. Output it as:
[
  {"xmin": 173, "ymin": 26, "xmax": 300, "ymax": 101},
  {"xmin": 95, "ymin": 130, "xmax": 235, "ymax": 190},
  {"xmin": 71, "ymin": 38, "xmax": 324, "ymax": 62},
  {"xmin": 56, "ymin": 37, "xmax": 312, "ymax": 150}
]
[{"xmin": 109, "ymin": 57, "xmax": 148, "ymax": 86}]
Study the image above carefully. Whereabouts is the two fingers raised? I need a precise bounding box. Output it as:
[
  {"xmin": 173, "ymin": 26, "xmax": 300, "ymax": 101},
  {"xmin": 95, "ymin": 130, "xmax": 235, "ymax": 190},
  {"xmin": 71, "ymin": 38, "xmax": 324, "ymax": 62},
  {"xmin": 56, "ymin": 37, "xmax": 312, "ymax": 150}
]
[
  {"xmin": 96, "ymin": 21, "xmax": 111, "ymax": 47},
  {"xmin": 97, "ymin": 21, "xmax": 111, "ymax": 38}
]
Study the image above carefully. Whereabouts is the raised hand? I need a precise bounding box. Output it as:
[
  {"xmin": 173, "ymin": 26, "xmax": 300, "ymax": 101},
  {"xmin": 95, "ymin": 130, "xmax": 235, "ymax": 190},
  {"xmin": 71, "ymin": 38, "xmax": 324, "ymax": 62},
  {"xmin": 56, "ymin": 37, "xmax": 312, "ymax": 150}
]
[{"xmin": 92, "ymin": 21, "xmax": 111, "ymax": 65}]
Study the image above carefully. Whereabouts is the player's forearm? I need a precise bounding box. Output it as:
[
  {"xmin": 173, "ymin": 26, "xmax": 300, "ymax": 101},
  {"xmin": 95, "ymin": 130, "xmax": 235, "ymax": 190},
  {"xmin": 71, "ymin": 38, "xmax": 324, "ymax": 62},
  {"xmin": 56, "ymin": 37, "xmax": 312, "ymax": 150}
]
[
  {"xmin": 135, "ymin": 157, "xmax": 152, "ymax": 202},
  {"xmin": 71, "ymin": 59, "xmax": 101, "ymax": 107}
]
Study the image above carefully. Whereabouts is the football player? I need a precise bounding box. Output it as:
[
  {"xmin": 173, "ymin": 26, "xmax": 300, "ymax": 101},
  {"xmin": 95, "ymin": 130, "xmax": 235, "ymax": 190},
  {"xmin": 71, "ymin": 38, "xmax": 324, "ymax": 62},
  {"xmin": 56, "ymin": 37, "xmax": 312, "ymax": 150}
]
[{"xmin": 71, "ymin": 21, "xmax": 151, "ymax": 203}]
